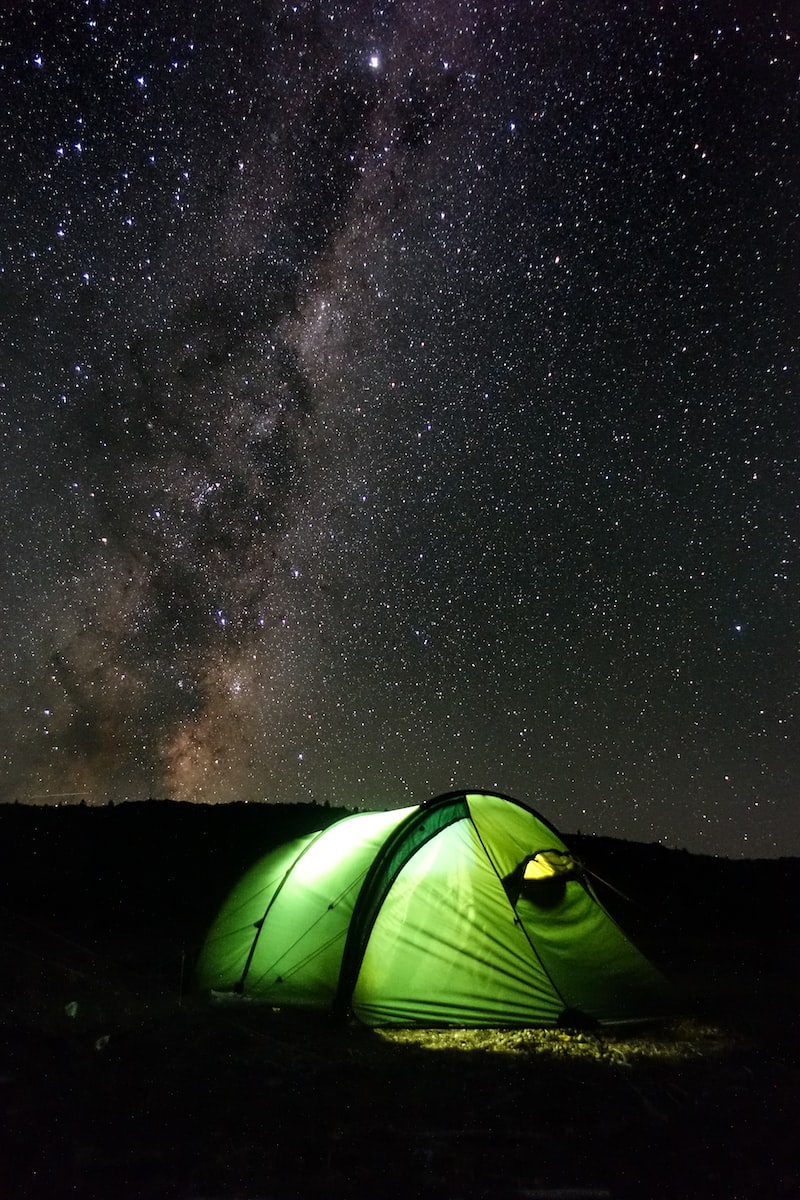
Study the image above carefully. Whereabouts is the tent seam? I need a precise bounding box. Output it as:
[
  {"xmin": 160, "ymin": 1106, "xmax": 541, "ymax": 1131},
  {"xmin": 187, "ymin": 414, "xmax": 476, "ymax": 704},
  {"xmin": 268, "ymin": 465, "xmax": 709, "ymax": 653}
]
[
  {"xmin": 333, "ymin": 796, "xmax": 470, "ymax": 1017},
  {"xmin": 236, "ymin": 826, "xmax": 333, "ymax": 992}
]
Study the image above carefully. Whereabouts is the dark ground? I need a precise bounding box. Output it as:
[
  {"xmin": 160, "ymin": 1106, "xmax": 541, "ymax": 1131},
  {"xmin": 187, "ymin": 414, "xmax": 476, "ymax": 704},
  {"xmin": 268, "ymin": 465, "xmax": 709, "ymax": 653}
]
[{"xmin": 0, "ymin": 801, "xmax": 798, "ymax": 1199}]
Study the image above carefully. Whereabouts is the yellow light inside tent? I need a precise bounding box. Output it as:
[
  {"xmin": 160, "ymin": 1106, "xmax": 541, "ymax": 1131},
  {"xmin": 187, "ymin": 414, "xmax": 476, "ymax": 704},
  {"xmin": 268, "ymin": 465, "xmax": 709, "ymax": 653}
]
[{"xmin": 523, "ymin": 850, "xmax": 577, "ymax": 880}]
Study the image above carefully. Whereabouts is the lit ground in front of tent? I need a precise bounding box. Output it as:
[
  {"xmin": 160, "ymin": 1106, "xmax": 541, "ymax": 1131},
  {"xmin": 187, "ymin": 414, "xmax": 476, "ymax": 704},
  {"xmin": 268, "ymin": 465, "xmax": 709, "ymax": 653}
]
[{"xmin": 376, "ymin": 1019, "xmax": 732, "ymax": 1062}]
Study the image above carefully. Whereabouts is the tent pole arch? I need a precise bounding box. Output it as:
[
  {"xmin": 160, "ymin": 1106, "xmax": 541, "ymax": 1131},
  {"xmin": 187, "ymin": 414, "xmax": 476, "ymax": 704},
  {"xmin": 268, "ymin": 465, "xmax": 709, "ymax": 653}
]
[{"xmin": 332, "ymin": 794, "xmax": 470, "ymax": 1017}]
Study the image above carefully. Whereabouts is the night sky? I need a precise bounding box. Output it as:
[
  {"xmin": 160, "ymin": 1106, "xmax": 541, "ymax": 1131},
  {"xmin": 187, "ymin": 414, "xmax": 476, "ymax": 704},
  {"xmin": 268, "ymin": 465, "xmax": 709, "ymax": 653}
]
[{"xmin": 1, "ymin": 1, "xmax": 797, "ymax": 857}]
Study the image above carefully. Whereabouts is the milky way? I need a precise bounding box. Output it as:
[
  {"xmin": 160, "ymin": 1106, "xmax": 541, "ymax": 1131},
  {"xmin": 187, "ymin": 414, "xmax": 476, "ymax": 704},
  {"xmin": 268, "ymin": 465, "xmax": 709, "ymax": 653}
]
[{"xmin": 1, "ymin": 1, "xmax": 797, "ymax": 855}]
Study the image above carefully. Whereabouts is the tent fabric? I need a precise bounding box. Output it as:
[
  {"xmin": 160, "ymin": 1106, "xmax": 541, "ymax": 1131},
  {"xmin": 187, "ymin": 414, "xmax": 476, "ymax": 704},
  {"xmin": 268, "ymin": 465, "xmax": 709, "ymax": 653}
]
[{"xmin": 196, "ymin": 791, "xmax": 667, "ymax": 1027}]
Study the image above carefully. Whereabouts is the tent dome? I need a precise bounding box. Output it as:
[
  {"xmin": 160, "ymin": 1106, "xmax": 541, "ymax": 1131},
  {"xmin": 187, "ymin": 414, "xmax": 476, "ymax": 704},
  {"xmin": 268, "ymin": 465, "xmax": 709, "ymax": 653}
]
[{"xmin": 196, "ymin": 791, "xmax": 667, "ymax": 1027}]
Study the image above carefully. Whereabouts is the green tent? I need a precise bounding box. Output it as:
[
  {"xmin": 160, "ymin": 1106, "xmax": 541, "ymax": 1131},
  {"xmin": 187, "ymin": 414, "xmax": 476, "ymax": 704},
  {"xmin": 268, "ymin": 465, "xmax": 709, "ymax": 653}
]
[{"xmin": 196, "ymin": 791, "xmax": 668, "ymax": 1026}]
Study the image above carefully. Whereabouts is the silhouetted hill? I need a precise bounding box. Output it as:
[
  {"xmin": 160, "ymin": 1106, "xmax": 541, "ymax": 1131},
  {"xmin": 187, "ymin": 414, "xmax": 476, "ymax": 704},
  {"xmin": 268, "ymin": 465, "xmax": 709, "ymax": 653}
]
[
  {"xmin": 0, "ymin": 800, "xmax": 349, "ymax": 949},
  {"xmin": 1, "ymin": 801, "xmax": 797, "ymax": 969},
  {"xmin": 567, "ymin": 832, "xmax": 800, "ymax": 994}
]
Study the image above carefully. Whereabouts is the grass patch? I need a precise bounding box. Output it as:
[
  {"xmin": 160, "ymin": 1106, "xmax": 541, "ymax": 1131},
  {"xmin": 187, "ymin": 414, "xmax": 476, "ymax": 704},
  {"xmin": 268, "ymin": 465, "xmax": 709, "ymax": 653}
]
[{"xmin": 377, "ymin": 1018, "xmax": 730, "ymax": 1062}]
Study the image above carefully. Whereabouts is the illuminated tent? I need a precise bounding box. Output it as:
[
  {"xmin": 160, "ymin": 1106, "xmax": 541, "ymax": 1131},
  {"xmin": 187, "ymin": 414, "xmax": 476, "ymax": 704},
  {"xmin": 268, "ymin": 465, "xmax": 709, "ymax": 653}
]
[{"xmin": 196, "ymin": 791, "xmax": 667, "ymax": 1027}]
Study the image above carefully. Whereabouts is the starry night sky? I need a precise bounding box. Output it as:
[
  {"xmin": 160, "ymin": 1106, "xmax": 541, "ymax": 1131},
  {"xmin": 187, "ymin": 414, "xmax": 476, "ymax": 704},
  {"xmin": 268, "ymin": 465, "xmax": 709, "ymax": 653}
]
[{"xmin": 1, "ymin": 1, "xmax": 797, "ymax": 856}]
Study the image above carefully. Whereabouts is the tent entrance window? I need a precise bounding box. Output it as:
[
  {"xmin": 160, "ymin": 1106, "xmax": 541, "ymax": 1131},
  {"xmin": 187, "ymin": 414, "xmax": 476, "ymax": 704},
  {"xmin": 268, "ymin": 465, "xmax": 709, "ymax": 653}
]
[
  {"xmin": 515, "ymin": 850, "xmax": 582, "ymax": 910},
  {"xmin": 523, "ymin": 849, "xmax": 579, "ymax": 882}
]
